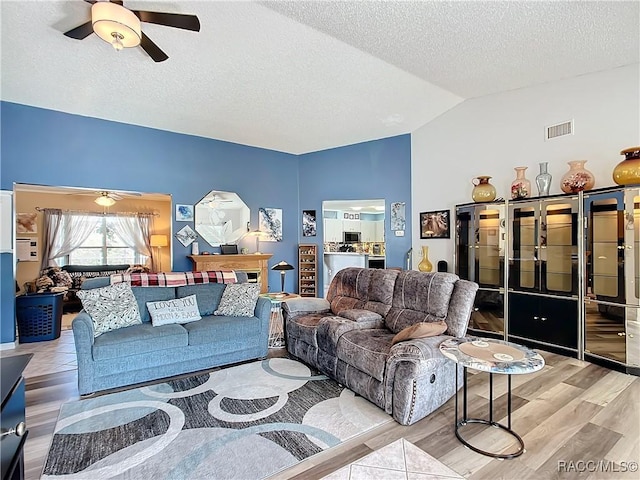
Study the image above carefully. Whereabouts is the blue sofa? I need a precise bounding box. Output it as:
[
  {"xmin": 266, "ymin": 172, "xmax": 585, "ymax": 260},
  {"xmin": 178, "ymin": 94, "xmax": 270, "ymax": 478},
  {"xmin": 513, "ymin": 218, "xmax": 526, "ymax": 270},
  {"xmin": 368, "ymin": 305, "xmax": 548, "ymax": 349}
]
[{"xmin": 72, "ymin": 276, "xmax": 271, "ymax": 395}]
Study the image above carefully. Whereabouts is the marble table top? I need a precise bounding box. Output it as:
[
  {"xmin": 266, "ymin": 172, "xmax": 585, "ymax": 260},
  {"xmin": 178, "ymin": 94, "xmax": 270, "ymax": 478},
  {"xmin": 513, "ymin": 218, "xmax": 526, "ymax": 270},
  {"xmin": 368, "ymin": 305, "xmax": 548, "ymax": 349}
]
[{"xmin": 439, "ymin": 336, "xmax": 545, "ymax": 375}]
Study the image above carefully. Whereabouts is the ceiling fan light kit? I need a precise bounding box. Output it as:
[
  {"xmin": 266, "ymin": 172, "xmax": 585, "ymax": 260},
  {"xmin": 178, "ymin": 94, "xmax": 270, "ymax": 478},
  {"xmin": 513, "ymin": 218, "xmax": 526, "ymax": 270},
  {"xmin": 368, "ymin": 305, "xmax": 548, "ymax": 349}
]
[
  {"xmin": 91, "ymin": 2, "xmax": 141, "ymax": 50},
  {"xmin": 95, "ymin": 193, "xmax": 116, "ymax": 207}
]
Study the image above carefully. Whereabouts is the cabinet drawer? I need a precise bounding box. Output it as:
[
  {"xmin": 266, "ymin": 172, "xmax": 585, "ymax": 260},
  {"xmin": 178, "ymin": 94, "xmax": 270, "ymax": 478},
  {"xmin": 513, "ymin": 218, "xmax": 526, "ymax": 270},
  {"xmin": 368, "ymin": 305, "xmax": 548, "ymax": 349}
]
[{"xmin": 509, "ymin": 293, "xmax": 578, "ymax": 349}]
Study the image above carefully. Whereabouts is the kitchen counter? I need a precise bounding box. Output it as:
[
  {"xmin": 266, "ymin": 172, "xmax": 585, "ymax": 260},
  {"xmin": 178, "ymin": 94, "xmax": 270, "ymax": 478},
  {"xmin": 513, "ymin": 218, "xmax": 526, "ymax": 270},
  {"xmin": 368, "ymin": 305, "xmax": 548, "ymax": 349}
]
[{"xmin": 323, "ymin": 252, "xmax": 367, "ymax": 256}]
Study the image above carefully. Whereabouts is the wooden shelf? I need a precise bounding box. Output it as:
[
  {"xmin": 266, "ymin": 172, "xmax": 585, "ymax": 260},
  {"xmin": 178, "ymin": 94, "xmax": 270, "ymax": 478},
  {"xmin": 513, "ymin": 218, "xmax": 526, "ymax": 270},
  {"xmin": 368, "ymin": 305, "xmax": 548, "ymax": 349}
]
[{"xmin": 298, "ymin": 244, "xmax": 317, "ymax": 297}]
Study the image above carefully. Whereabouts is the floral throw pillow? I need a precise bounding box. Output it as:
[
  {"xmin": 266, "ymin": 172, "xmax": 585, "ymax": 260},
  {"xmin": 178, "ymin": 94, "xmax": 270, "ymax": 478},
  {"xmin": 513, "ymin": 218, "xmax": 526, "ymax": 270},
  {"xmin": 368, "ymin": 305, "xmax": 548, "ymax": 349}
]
[
  {"xmin": 214, "ymin": 283, "xmax": 260, "ymax": 317},
  {"xmin": 77, "ymin": 282, "xmax": 142, "ymax": 337}
]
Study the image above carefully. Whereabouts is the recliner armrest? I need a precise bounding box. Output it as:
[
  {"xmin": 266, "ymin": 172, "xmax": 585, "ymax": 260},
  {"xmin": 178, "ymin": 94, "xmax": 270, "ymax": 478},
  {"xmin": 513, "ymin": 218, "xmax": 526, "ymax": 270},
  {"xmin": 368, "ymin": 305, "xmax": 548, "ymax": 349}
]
[{"xmin": 283, "ymin": 297, "xmax": 330, "ymax": 319}]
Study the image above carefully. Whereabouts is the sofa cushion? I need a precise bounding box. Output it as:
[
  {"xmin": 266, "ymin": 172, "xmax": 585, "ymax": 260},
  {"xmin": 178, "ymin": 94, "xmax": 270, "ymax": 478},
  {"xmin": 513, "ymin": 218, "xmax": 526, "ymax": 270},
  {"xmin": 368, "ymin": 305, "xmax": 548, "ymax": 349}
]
[
  {"xmin": 176, "ymin": 283, "xmax": 226, "ymax": 316},
  {"xmin": 385, "ymin": 271, "xmax": 458, "ymax": 333},
  {"xmin": 391, "ymin": 320, "xmax": 448, "ymax": 345},
  {"xmin": 336, "ymin": 328, "xmax": 394, "ymax": 382},
  {"xmin": 147, "ymin": 294, "xmax": 202, "ymax": 326},
  {"xmin": 131, "ymin": 286, "xmax": 177, "ymax": 323},
  {"xmin": 327, "ymin": 268, "xmax": 398, "ymax": 318},
  {"xmin": 287, "ymin": 313, "xmax": 333, "ymax": 348},
  {"xmin": 214, "ymin": 283, "xmax": 260, "ymax": 316},
  {"xmin": 183, "ymin": 315, "xmax": 261, "ymax": 346},
  {"xmin": 92, "ymin": 322, "xmax": 188, "ymax": 360},
  {"xmin": 77, "ymin": 282, "xmax": 142, "ymax": 337}
]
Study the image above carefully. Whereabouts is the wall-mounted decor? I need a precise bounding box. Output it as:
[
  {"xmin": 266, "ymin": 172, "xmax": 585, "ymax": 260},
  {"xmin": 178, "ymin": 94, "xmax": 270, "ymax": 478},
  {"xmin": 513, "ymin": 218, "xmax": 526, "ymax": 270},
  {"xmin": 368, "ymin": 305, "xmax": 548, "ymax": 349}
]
[
  {"xmin": 175, "ymin": 225, "xmax": 197, "ymax": 247},
  {"xmin": 16, "ymin": 238, "xmax": 38, "ymax": 261},
  {"xmin": 17, "ymin": 212, "xmax": 37, "ymax": 234},
  {"xmin": 176, "ymin": 204, "xmax": 194, "ymax": 221},
  {"xmin": 390, "ymin": 202, "xmax": 406, "ymax": 231},
  {"xmin": 343, "ymin": 213, "xmax": 349, "ymax": 219},
  {"xmin": 420, "ymin": 210, "xmax": 450, "ymax": 239},
  {"xmin": 195, "ymin": 190, "xmax": 250, "ymax": 246},
  {"xmin": 354, "ymin": 213, "xmax": 360, "ymax": 220},
  {"xmin": 259, "ymin": 207, "xmax": 283, "ymax": 242},
  {"xmin": 302, "ymin": 210, "xmax": 316, "ymax": 237}
]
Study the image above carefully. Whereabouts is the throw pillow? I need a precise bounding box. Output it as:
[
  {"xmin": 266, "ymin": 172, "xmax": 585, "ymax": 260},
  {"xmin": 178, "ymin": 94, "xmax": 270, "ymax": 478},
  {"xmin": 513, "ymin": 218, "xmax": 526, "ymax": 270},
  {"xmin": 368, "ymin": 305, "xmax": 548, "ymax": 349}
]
[
  {"xmin": 77, "ymin": 282, "xmax": 142, "ymax": 337},
  {"xmin": 214, "ymin": 283, "xmax": 260, "ymax": 317},
  {"xmin": 391, "ymin": 320, "xmax": 448, "ymax": 345},
  {"xmin": 147, "ymin": 295, "xmax": 202, "ymax": 327}
]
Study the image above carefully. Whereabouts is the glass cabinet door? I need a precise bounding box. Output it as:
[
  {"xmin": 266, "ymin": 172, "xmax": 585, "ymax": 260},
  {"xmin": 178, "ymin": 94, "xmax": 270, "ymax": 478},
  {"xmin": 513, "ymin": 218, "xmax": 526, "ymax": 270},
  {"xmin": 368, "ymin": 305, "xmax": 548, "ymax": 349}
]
[
  {"xmin": 540, "ymin": 197, "xmax": 579, "ymax": 296},
  {"xmin": 509, "ymin": 203, "xmax": 538, "ymax": 291},
  {"xmin": 455, "ymin": 206, "xmax": 474, "ymax": 282},
  {"xmin": 476, "ymin": 206, "xmax": 505, "ymax": 288},
  {"xmin": 583, "ymin": 190, "xmax": 626, "ymax": 364}
]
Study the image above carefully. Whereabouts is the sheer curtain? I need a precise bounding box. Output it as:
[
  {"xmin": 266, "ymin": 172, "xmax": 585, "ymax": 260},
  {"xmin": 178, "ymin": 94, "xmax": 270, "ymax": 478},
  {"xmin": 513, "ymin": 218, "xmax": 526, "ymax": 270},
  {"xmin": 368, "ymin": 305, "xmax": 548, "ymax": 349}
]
[
  {"xmin": 111, "ymin": 214, "xmax": 154, "ymax": 270},
  {"xmin": 39, "ymin": 209, "xmax": 100, "ymax": 272}
]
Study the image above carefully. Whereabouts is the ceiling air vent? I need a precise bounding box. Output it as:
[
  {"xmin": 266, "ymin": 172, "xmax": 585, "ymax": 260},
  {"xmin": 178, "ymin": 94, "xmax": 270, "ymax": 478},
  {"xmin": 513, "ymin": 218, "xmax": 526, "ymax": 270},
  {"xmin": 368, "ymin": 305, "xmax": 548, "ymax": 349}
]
[{"xmin": 546, "ymin": 120, "xmax": 574, "ymax": 140}]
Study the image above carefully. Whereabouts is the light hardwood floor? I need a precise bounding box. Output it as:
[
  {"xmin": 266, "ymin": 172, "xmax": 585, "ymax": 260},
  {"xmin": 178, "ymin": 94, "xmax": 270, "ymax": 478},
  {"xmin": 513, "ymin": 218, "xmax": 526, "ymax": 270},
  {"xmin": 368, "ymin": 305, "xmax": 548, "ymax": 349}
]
[{"xmin": 6, "ymin": 332, "xmax": 639, "ymax": 480}]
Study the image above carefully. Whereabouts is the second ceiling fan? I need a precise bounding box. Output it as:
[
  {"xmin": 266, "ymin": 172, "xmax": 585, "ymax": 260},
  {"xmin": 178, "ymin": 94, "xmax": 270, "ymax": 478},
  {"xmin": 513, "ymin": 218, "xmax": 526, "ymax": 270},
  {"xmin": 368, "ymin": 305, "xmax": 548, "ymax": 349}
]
[{"xmin": 64, "ymin": 0, "xmax": 200, "ymax": 62}]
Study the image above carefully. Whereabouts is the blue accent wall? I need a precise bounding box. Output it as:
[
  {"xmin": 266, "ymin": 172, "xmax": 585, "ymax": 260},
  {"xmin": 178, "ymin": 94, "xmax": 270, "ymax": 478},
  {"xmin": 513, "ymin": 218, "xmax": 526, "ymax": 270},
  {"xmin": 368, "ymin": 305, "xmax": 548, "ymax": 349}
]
[
  {"xmin": 298, "ymin": 135, "xmax": 413, "ymax": 288},
  {"xmin": 0, "ymin": 101, "xmax": 412, "ymax": 344}
]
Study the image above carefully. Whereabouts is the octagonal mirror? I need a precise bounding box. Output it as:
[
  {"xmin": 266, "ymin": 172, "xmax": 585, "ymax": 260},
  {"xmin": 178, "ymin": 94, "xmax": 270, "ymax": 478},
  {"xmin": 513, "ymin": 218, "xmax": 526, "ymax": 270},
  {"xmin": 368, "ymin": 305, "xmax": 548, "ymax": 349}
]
[{"xmin": 195, "ymin": 190, "xmax": 250, "ymax": 247}]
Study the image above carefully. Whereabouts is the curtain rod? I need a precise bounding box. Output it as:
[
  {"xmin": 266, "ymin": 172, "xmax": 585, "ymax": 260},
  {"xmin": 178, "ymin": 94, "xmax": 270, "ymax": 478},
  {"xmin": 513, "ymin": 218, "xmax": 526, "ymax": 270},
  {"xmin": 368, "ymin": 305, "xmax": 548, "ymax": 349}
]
[{"xmin": 34, "ymin": 207, "xmax": 159, "ymax": 217}]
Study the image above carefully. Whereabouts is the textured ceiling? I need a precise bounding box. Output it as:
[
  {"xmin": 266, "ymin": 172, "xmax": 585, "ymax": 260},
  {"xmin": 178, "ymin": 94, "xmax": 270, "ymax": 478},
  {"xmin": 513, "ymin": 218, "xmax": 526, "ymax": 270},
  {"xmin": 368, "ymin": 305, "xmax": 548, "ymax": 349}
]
[{"xmin": 1, "ymin": 1, "xmax": 638, "ymax": 155}]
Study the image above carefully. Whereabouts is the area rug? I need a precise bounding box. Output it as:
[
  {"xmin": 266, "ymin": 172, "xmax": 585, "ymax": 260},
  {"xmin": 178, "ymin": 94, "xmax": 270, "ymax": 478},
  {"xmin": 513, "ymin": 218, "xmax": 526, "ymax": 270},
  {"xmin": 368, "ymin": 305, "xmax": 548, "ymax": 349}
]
[{"xmin": 42, "ymin": 358, "xmax": 391, "ymax": 479}]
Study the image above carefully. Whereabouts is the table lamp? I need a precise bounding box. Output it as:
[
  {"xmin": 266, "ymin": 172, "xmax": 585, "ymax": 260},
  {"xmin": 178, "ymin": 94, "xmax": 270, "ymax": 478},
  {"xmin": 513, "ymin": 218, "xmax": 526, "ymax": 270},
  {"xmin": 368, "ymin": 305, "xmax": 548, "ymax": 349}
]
[
  {"xmin": 271, "ymin": 261, "xmax": 294, "ymax": 293},
  {"xmin": 150, "ymin": 234, "xmax": 168, "ymax": 272}
]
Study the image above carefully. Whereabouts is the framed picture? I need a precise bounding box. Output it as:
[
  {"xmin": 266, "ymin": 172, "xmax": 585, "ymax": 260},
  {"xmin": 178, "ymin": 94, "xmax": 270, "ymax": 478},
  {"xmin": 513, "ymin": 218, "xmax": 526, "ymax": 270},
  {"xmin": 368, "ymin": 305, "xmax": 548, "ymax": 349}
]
[
  {"xmin": 17, "ymin": 212, "xmax": 37, "ymax": 234},
  {"xmin": 343, "ymin": 213, "xmax": 349, "ymax": 219},
  {"xmin": 175, "ymin": 225, "xmax": 197, "ymax": 247},
  {"xmin": 302, "ymin": 210, "xmax": 316, "ymax": 237},
  {"xmin": 354, "ymin": 213, "xmax": 360, "ymax": 220},
  {"xmin": 176, "ymin": 204, "xmax": 194, "ymax": 221},
  {"xmin": 259, "ymin": 207, "xmax": 283, "ymax": 242},
  {"xmin": 391, "ymin": 202, "xmax": 405, "ymax": 231},
  {"xmin": 420, "ymin": 210, "xmax": 450, "ymax": 239},
  {"xmin": 348, "ymin": 213, "xmax": 355, "ymax": 220}
]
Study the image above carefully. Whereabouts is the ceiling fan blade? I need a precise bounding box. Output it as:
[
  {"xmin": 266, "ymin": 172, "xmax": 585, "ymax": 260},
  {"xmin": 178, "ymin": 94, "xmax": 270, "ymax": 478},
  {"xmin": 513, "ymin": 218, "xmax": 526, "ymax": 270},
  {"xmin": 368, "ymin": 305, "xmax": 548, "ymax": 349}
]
[
  {"xmin": 132, "ymin": 11, "xmax": 200, "ymax": 31},
  {"xmin": 64, "ymin": 21, "xmax": 94, "ymax": 40},
  {"xmin": 140, "ymin": 33, "xmax": 169, "ymax": 63}
]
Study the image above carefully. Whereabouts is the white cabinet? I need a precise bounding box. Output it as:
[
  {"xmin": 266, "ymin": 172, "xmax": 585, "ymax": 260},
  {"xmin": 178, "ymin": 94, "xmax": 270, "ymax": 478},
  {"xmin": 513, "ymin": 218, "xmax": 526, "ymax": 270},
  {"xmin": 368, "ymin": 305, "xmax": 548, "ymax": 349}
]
[
  {"xmin": 361, "ymin": 221, "xmax": 375, "ymax": 242},
  {"xmin": 374, "ymin": 220, "xmax": 385, "ymax": 242},
  {"xmin": 343, "ymin": 220, "xmax": 361, "ymax": 232},
  {"xmin": 324, "ymin": 219, "xmax": 342, "ymax": 242}
]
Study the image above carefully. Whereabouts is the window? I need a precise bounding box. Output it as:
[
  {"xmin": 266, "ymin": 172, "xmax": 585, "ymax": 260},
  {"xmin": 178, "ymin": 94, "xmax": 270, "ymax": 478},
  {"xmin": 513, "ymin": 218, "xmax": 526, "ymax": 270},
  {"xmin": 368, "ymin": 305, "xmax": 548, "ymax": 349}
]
[{"xmin": 62, "ymin": 217, "xmax": 146, "ymax": 266}]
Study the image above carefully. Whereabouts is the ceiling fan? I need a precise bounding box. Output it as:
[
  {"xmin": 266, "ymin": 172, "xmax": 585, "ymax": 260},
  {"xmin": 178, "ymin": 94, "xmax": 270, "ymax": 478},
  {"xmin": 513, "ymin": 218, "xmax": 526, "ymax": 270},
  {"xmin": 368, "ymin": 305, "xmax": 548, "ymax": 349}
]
[
  {"xmin": 64, "ymin": 0, "xmax": 201, "ymax": 62},
  {"xmin": 94, "ymin": 190, "xmax": 141, "ymax": 206}
]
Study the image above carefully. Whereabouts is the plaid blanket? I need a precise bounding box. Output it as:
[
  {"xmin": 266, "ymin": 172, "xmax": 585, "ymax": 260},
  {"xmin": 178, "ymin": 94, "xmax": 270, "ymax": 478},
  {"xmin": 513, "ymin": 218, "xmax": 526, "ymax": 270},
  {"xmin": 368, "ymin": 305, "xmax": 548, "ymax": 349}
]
[{"xmin": 110, "ymin": 271, "xmax": 237, "ymax": 287}]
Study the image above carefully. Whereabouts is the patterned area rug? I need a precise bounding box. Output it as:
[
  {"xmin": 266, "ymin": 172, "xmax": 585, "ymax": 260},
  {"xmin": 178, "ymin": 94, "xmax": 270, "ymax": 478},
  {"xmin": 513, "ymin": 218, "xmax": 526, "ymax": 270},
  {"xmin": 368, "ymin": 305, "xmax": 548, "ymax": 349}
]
[{"xmin": 42, "ymin": 358, "xmax": 391, "ymax": 479}]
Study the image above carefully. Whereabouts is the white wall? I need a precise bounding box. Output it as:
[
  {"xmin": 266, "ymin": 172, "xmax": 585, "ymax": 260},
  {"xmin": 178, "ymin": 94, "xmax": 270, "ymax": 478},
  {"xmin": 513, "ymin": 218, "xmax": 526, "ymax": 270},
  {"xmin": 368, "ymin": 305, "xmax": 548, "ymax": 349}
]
[{"xmin": 411, "ymin": 64, "xmax": 640, "ymax": 270}]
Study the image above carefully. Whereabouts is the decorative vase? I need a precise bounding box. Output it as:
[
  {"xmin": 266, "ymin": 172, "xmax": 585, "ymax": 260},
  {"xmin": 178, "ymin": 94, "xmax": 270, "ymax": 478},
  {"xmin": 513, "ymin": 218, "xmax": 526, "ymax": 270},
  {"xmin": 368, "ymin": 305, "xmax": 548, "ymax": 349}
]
[
  {"xmin": 418, "ymin": 246, "xmax": 433, "ymax": 272},
  {"xmin": 560, "ymin": 160, "xmax": 595, "ymax": 193},
  {"xmin": 471, "ymin": 176, "xmax": 497, "ymax": 203},
  {"xmin": 613, "ymin": 146, "xmax": 640, "ymax": 186},
  {"xmin": 510, "ymin": 166, "xmax": 531, "ymax": 199},
  {"xmin": 535, "ymin": 162, "xmax": 552, "ymax": 196}
]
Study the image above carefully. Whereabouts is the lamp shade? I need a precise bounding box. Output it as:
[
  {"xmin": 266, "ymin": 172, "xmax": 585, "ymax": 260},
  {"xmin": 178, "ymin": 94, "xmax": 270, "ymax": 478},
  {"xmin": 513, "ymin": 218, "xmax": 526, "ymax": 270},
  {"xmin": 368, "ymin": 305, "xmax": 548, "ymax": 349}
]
[
  {"xmin": 150, "ymin": 234, "xmax": 168, "ymax": 247},
  {"xmin": 271, "ymin": 261, "xmax": 294, "ymax": 271},
  {"xmin": 95, "ymin": 195, "xmax": 116, "ymax": 207},
  {"xmin": 92, "ymin": 2, "xmax": 141, "ymax": 48}
]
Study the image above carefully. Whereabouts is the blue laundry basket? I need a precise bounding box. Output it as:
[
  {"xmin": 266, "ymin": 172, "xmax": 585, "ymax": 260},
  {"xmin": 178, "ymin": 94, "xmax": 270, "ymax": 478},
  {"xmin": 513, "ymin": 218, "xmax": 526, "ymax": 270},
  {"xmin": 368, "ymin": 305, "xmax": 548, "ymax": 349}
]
[{"xmin": 16, "ymin": 292, "xmax": 64, "ymax": 342}]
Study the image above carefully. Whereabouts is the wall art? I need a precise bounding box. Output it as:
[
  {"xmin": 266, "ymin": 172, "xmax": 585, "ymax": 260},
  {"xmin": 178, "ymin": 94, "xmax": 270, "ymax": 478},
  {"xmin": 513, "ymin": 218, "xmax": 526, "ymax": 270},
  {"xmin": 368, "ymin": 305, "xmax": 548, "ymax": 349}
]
[
  {"xmin": 420, "ymin": 210, "xmax": 450, "ymax": 239},
  {"xmin": 390, "ymin": 202, "xmax": 406, "ymax": 231},
  {"xmin": 175, "ymin": 225, "xmax": 197, "ymax": 247},
  {"xmin": 259, "ymin": 207, "xmax": 283, "ymax": 242},
  {"xmin": 0, "ymin": 191, "xmax": 11, "ymax": 252},
  {"xmin": 17, "ymin": 212, "xmax": 37, "ymax": 234},
  {"xmin": 302, "ymin": 210, "xmax": 316, "ymax": 237},
  {"xmin": 176, "ymin": 204, "xmax": 194, "ymax": 222}
]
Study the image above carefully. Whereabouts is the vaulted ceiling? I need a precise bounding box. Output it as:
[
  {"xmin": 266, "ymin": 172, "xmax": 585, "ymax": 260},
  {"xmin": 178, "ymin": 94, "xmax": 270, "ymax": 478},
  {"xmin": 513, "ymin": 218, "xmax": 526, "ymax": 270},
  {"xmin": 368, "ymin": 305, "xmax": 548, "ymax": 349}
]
[{"xmin": 1, "ymin": 1, "xmax": 638, "ymax": 154}]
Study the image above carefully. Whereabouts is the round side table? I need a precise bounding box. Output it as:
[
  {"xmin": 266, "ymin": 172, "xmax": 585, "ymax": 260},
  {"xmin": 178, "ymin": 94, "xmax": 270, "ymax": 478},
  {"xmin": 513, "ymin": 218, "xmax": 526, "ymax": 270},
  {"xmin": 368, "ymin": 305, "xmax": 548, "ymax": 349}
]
[{"xmin": 439, "ymin": 336, "xmax": 545, "ymax": 459}]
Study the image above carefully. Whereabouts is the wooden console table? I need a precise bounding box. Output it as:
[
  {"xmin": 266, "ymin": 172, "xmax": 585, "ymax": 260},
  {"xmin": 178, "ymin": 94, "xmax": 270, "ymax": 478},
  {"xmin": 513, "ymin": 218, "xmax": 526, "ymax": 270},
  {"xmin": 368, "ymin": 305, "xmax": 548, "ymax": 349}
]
[{"xmin": 188, "ymin": 254, "xmax": 273, "ymax": 293}]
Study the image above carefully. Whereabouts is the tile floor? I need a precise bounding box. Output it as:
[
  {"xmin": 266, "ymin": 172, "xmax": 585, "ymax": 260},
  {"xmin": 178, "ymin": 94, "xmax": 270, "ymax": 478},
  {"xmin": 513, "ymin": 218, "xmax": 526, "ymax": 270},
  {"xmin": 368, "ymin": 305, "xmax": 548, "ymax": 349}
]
[
  {"xmin": 0, "ymin": 329, "xmax": 77, "ymax": 378},
  {"xmin": 322, "ymin": 438, "xmax": 465, "ymax": 480}
]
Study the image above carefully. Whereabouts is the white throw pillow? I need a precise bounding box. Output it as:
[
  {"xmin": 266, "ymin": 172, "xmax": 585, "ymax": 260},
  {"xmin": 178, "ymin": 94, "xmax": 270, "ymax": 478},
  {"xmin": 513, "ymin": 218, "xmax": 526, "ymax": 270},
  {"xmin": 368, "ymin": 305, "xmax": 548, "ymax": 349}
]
[
  {"xmin": 77, "ymin": 282, "xmax": 142, "ymax": 337},
  {"xmin": 214, "ymin": 283, "xmax": 260, "ymax": 317},
  {"xmin": 147, "ymin": 295, "xmax": 202, "ymax": 326}
]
